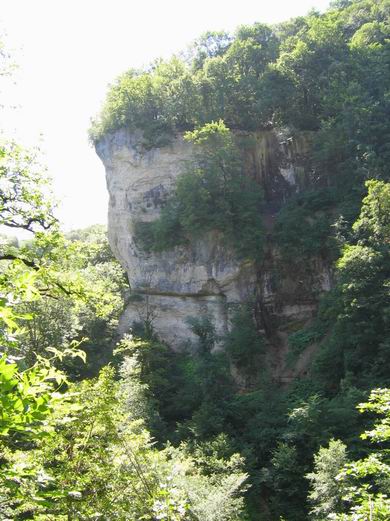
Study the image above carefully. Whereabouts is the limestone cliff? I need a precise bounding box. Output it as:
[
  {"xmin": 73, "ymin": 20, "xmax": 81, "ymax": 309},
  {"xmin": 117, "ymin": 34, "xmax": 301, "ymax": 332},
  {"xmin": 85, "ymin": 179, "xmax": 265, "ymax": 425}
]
[{"xmin": 96, "ymin": 129, "xmax": 331, "ymax": 382}]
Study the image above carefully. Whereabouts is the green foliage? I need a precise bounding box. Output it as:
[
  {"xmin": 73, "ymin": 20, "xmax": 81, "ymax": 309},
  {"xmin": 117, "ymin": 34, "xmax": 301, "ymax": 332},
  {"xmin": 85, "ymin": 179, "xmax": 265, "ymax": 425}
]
[
  {"xmin": 225, "ymin": 306, "xmax": 265, "ymax": 373},
  {"xmin": 93, "ymin": 1, "xmax": 390, "ymax": 279},
  {"xmin": 135, "ymin": 121, "xmax": 264, "ymax": 261},
  {"xmin": 275, "ymin": 188, "xmax": 339, "ymax": 261},
  {"xmin": 114, "ymin": 333, "xmax": 182, "ymax": 437},
  {"xmin": 288, "ymin": 328, "xmax": 320, "ymax": 357},
  {"xmin": 0, "ymin": 349, "xmax": 85, "ymax": 518},
  {"xmin": 187, "ymin": 315, "xmax": 217, "ymax": 353},
  {"xmin": 91, "ymin": 0, "xmax": 389, "ymax": 182},
  {"xmin": 353, "ymin": 179, "xmax": 390, "ymax": 244},
  {"xmin": 90, "ymin": 23, "xmax": 280, "ymax": 143},
  {"xmin": 191, "ymin": 31, "xmax": 233, "ymax": 70},
  {"xmin": 134, "ymin": 207, "xmax": 185, "ymax": 252},
  {"xmin": 2, "ymin": 365, "xmax": 248, "ymax": 520},
  {"xmin": 306, "ymin": 439, "xmax": 348, "ymax": 519},
  {"xmin": 314, "ymin": 389, "xmax": 390, "ymax": 520},
  {"xmin": 287, "ymin": 294, "xmax": 334, "ymax": 361},
  {"xmin": 0, "ymin": 140, "xmax": 70, "ymax": 356},
  {"xmin": 0, "ymin": 354, "xmax": 59, "ymax": 439},
  {"xmin": 0, "ymin": 140, "xmax": 57, "ymax": 232},
  {"xmin": 174, "ymin": 317, "xmax": 235, "ymax": 440},
  {"xmin": 10, "ymin": 225, "xmax": 128, "ymax": 378},
  {"xmin": 324, "ymin": 180, "xmax": 390, "ymax": 386},
  {"xmin": 266, "ymin": 442, "xmax": 304, "ymax": 519},
  {"xmin": 89, "ymin": 58, "xmax": 197, "ymax": 147}
]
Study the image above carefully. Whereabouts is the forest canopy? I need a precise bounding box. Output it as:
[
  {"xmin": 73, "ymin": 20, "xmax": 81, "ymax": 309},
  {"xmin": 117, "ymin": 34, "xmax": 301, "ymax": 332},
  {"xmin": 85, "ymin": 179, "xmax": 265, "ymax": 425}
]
[{"xmin": 90, "ymin": 0, "xmax": 390, "ymax": 161}]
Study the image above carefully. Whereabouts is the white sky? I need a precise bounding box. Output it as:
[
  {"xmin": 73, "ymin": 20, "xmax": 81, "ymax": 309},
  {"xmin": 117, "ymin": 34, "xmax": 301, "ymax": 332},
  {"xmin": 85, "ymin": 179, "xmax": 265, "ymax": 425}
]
[{"xmin": 0, "ymin": 0, "xmax": 330, "ymax": 234}]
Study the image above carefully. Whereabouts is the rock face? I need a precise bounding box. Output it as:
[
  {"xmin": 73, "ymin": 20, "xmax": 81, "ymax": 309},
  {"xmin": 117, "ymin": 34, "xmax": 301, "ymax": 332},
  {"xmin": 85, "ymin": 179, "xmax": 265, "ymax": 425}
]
[{"xmin": 96, "ymin": 129, "xmax": 331, "ymax": 377}]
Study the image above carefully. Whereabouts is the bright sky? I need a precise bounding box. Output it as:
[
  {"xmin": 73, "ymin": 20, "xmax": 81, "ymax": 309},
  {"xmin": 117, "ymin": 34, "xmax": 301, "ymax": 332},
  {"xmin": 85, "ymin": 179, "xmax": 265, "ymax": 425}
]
[{"xmin": 0, "ymin": 0, "xmax": 330, "ymax": 234}]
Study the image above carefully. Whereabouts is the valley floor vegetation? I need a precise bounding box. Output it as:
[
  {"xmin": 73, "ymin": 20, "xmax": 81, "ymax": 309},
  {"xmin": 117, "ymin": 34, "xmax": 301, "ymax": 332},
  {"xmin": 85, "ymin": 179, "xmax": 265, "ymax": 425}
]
[{"xmin": 1, "ymin": 0, "xmax": 390, "ymax": 519}]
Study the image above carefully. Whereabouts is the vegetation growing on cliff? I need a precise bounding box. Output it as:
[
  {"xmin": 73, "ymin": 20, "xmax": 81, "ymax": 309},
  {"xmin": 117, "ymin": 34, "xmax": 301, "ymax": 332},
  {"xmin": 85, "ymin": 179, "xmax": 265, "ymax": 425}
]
[
  {"xmin": 135, "ymin": 121, "xmax": 264, "ymax": 260},
  {"xmin": 2, "ymin": 0, "xmax": 390, "ymax": 520},
  {"xmin": 94, "ymin": 0, "xmax": 389, "ymax": 266},
  {"xmin": 91, "ymin": 0, "xmax": 390, "ymax": 194}
]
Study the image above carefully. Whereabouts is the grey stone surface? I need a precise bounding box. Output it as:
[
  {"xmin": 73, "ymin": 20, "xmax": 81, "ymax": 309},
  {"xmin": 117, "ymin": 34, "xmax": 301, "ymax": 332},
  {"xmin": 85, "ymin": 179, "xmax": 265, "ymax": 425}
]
[{"xmin": 96, "ymin": 129, "xmax": 331, "ymax": 355}]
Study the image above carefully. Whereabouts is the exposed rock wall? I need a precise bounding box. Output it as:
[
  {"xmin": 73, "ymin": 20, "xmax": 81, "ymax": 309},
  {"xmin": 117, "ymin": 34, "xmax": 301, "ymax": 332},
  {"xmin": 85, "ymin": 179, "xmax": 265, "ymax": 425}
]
[{"xmin": 96, "ymin": 129, "xmax": 331, "ymax": 376}]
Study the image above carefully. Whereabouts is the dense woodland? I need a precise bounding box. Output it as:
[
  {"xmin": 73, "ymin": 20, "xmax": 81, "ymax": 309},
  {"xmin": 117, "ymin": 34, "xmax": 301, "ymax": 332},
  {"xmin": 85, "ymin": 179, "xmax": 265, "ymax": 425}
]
[{"xmin": 1, "ymin": 0, "xmax": 390, "ymax": 519}]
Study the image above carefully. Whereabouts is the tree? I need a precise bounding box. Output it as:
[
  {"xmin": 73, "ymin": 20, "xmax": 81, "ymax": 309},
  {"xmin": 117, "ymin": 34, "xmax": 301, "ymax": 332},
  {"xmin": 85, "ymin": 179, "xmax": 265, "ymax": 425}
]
[
  {"xmin": 0, "ymin": 141, "xmax": 56, "ymax": 233},
  {"xmin": 5, "ymin": 363, "xmax": 248, "ymax": 520},
  {"xmin": 329, "ymin": 389, "xmax": 390, "ymax": 520},
  {"xmin": 190, "ymin": 31, "xmax": 233, "ymax": 70},
  {"xmin": 225, "ymin": 305, "xmax": 264, "ymax": 375},
  {"xmin": 306, "ymin": 439, "xmax": 348, "ymax": 519},
  {"xmin": 334, "ymin": 180, "xmax": 390, "ymax": 382},
  {"xmin": 13, "ymin": 226, "xmax": 128, "ymax": 377},
  {"xmin": 135, "ymin": 121, "xmax": 264, "ymax": 261}
]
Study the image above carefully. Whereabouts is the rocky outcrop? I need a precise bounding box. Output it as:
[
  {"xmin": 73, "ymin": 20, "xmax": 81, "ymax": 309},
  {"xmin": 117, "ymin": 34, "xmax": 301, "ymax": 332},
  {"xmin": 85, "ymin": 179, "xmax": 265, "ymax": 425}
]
[{"xmin": 96, "ymin": 129, "xmax": 331, "ymax": 373}]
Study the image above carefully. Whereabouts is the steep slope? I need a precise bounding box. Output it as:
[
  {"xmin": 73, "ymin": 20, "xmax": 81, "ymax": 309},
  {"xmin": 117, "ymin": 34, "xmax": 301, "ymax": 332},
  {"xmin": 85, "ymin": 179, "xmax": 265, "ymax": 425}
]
[{"xmin": 96, "ymin": 128, "xmax": 331, "ymax": 380}]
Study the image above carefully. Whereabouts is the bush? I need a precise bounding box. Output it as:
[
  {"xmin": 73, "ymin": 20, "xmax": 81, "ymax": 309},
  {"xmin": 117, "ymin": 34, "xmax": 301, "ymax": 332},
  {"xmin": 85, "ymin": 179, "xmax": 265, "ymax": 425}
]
[
  {"xmin": 134, "ymin": 122, "xmax": 264, "ymax": 261},
  {"xmin": 225, "ymin": 306, "xmax": 265, "ymax": 372},
  {"xmin": 274, "ymin": 189, "xmax": 339, "ymax": 261}
]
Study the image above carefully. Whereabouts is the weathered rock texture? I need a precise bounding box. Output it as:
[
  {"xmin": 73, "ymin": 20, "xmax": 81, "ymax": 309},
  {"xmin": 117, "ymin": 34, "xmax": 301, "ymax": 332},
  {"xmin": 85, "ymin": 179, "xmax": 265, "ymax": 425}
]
[{"xmin": 96, "ymin": 129, "xmax": 331, "ymax": 381}]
